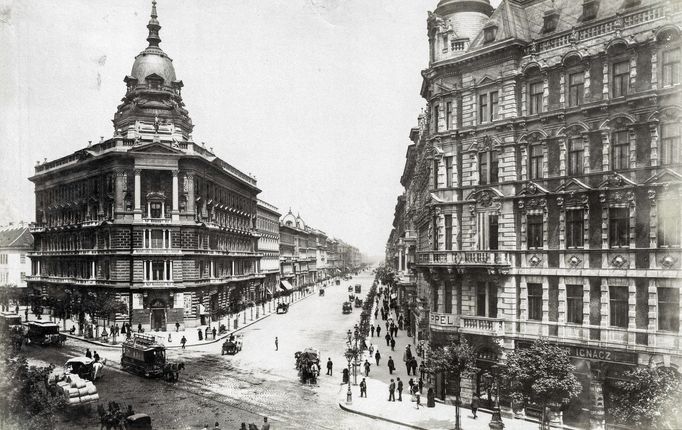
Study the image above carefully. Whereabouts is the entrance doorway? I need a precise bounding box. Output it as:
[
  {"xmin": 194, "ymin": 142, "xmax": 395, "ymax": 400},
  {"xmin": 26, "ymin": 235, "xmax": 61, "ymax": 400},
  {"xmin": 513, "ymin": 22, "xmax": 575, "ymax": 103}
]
[{"xmin": 150, "ymin": 299, "xmax": 167, "ymax": 331}]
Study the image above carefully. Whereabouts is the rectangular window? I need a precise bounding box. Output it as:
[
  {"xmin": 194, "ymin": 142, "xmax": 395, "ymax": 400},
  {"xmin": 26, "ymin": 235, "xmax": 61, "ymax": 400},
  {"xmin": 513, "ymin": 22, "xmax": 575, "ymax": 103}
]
[
  {"xmin": 612, "ymin": 130, "xmax": 630, "ymax": 171},
  {"xmin": 151, "ymin": 261, "xmax": 165, "ymax": 281},
  {"xmin": 609, "ymin": 285, "xmax": 629, "ymax": 328},
  {"xmin": 568, "ymin": 138, "xmax": 584, "ymax": 176},
  {"xmin": 568, "ymin": 72, "xmax": 584, "ymax": 107},
  {"xmin": 566, "ymin": 209, "xmax": 585, "ymax": 248},
  {"xmin": 528, "ymin": 283, "xmax": 543, "ymax": 321},
  {"xmin": 658, "ymin": 287, "xmax": 680, "ymax": 332},
  {"xmin": 530, "ymin": 145, "xmax": 543, "ymax": 179},
  {"xmin": 477, "ymin": 282, "xmax": 487, "ymax": 317},
  {"xmin": 446, "ymin": 102, "xmax": 453, "ymax": 130},
  {"xmin": 567, "ymin": 285, "xmax": 584, "ymax": 324},
  {"xmin": 150, "ymin": 202, "xmax": 162, "ymax": 218},
  {"xmin": 489, "ymin": 215, "xmax": 499, "ymax": 250},
  {"xmin": 529, "ymin": 81, "xmax": 544, "ymax": 114},
  {"xmin": 151, "ymin": 230, "xmax": 163, "ymax": 248},
  {"xmin": 490, "ymin": 91, "xmax": 499, "ymax": 121},
  {"xmin": 20, "ymin": 254, "xmax": 26, "ymax": 264},
  {"xmin": 609, "ymin": 207, "xmax": 630, "ymax": 248},
  {"xmin": 661, "ymin": 123, "xmax": 681, "ymax": 165},
  {"xmin": 479, "ymin": 94, "xmax": 488, "ymax": 123},
  {"xmin": 433, "ymin": 160, "xmax": 439, "ymax": 188},
  {"xmin": 527, "ymin": 214, "xmax": 544, "ymax": 249},
  {"xmin": 479, "ymin": 153, "xmax": 488, "ymax": 185},
  {"xmin": 445, "ymin": 214, "xmax": 453, "ymax": 251},
  {"xmin": 433, "ymin": 216, "xmax": 438, "ymax": 251},
  {"xmin": 663, "ymin": 48, "xmax": 680, "ymax": 87},
  {"xmin": 612, "ymin": 61, "xmax": 630, "ymax": 97},
  {"xmin": 490, "ymin": 151, "xmax": 499, "ymax": 184},
  {"xmin": 433, "ymin": 104, "xmax": 439, "ymax": 133},
  {"xmin": 659, "ymin": 201, "xmax": 681, "ymax": 247},
  {"xmin": 445, "ymin": 156, "xmax": 453, "ymax": 188}
]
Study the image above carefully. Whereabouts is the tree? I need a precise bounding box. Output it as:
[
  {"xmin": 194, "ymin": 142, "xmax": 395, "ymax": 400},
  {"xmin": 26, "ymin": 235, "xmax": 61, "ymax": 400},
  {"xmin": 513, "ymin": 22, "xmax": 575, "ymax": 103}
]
[
  {"xmin": 426, "ymin": 337, "xmax": 477, "ymax": 400},
  {"xmin": 605, "ymin": 366, "xmax": 682, "ymax": 429},
  {"xmin": 374, "ymin": 264, "xmax": 397, "ymax": 287},
  {"xmin": 0, "ymin": 351, "xmax": 67, "ymax": 430},
  {"xmin": 504, "ymin": 339, "xmax": 582, "ymax": 428}
]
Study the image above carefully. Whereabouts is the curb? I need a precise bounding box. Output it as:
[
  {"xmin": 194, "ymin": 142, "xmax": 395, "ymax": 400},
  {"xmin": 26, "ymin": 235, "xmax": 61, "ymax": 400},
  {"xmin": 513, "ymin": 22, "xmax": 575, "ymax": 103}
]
[
  {"xmin": 338, "ymin": 402, "xmax": 429, "ymax": 430},
  {"xmin": 60, "ymin": 291, "xmax": 317, "ymax": 350}
]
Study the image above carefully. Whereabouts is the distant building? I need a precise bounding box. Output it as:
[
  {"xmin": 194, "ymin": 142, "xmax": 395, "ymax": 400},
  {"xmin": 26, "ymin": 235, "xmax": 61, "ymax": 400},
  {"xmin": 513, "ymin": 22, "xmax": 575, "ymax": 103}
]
[
  {"xmin": 0, "ymin": 224, "xmax": 33, "ymax": 291},
  {"xmin": 257, "ymin": 199, "xmax": 280, "ymax": 301},
  {"xmin": 388, "ymin": 0, "xmax": 682, "ymax": 427},
  {"xmin": 27, "ymin": 2, "xmax": 262, "ymax": 330}
]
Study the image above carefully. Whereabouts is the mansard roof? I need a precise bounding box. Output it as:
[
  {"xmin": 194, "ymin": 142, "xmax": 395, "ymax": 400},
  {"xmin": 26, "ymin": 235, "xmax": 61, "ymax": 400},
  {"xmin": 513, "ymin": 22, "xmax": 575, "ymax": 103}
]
[{"xmin": 0, "ymin": 226, "xmax": 33, "ymax": 250}]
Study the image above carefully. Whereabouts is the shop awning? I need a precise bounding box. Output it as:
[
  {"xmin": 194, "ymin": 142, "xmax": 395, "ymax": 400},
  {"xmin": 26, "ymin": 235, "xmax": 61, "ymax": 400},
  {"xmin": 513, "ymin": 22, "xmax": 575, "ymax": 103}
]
[
  {"xmin": 280, "ymin": 280, "xmax": 294, "ymax": 291},
  {"xmin": 198, "ymin": 304, "xmax": 209, "ymax": 315}
]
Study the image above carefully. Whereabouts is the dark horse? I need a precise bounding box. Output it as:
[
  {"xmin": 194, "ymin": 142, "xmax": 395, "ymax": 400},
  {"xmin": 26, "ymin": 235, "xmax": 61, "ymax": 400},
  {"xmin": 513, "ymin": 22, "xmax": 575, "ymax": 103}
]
[{"xmin": 163, "ymin": 362, "xmax": 185, "ymax": 382}]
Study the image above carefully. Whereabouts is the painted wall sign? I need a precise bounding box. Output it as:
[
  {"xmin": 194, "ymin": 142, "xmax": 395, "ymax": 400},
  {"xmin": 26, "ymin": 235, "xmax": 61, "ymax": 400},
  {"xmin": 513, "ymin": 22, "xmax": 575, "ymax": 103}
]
[
  {"xmin": 517, "ymin": 341, "xmax": 637, "ymax": 365},
  {"xmin": 429, "ymin": 312, "xmax": 459, "ymax": 328}
]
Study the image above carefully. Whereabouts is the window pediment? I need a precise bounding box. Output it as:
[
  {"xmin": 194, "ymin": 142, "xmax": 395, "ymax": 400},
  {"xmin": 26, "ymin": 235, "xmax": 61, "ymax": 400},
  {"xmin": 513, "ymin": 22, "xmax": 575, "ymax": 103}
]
[
  {"xmin": 598, "ymin": 172, "xmax": 637, "ymax": 189},
  {"xmin": 555, "ymin": 178, "xmax": 592, "ymax": 193}
]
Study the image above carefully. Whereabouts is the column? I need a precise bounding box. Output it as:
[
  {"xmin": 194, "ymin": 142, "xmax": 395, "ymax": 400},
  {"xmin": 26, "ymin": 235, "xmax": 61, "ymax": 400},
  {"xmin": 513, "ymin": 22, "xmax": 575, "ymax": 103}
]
[
  {"xmin": 91, "ymin": 261, "xmax": 96, "ymax": 280},
  {"xmin": 134, "ymin": 169, "xmax": 142, "ymax": 220},
  {"xmin": 627, "ymin": 279, "xmax": 636, "ymax": 345},
  {"xmin": 557, "ymin": 278, "xmax": 566, "ymax": 338},
  {"xmin": 143, "ymin": 260, "xmax": 147, "ymax": 281},
  {"xmin": 602, "ymin": 60, "xmax": 610, "ymax": 100},
  {"xmin": 600, "ymin": 279, "xmax": 610, "ymax": 342},
  {"xmin": 171, "ymin": 169, "xmax": 179, "ymax": 221},
  {"xmin": 542, "ymin": 278, "xmax": 549, "ymax": 337},
  {"xmin": 186, "ymin": 173, "xmax": 195, "ymax": 215},
  {"xmin": 398, "ymin": 248, "xmax": 404, "ymax": 272},
  {"xmin": 650, "ymin": 123, "xmax": 660, "ymax": 167},
  {"xmin": 114, "ymin": 170, "xmax": 127, "ymax": 216},
  {"xmin": 163, "ymin": 260, "xmax": 167, "ymax": 281}
]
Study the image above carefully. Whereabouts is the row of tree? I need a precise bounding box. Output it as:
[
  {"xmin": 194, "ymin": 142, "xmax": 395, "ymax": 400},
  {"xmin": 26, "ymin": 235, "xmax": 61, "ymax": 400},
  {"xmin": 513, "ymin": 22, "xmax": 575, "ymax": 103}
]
[{"xmin": 427, "ymin": 338, "xmax": 682, "ymax": 429}]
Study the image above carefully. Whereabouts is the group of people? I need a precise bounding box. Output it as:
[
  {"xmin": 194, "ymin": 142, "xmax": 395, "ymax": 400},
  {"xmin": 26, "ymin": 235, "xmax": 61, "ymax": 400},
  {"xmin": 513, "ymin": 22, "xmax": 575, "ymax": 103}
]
[{"xmin": 200, "ymin": 417, "xmax": 270, "ymax": 430}]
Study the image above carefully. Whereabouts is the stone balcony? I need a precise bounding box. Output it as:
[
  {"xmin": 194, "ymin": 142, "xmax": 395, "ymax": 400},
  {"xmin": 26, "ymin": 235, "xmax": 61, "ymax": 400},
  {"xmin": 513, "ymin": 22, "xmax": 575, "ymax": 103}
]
[
  {"xmin": 428, "ymin": 312, "xmax": 505, "ymax": 337},
  {"xmin": 416, "ymin": 250, "xmax": 511, "ymax": 269}
]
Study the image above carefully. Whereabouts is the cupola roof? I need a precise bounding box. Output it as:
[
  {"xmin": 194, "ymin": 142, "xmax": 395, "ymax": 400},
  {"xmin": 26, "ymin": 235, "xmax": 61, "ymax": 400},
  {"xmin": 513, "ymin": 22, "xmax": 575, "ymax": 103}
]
[
  {"xmin": 130, "ymin": 0, "xmax": 177, "ymax": 84},
  {"xmin": 435, "ymin": 0, "xmax": 493, "ymax": 16}
]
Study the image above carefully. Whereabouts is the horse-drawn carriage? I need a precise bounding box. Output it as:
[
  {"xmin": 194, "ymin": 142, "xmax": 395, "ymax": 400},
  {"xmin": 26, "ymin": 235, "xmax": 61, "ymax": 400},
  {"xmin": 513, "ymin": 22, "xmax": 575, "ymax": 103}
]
[
  {"xmin": 319, "ymin": 288, "xmax": 325, "ymax": 296},
  {"xmin": 295, "ymin": 348, "xmax": 320, "ymax": 384},
  {"xmin": 276, "ymin": 302, "xmax": 289, "ymax": 314},
  {"xmin": 25, "ymin": 321, "xmax": 66, "ymax": 346},
  {"xmin": 121, "ymin": 333, "xmax": 184, "ymax": 381},
  {"xmin": 354, "ymin": 297, "xmax": 363, "ymax": 308},
  {"xmin": 342, "ymin": 302, "xmax": 353, "ymax": 314},
  {"xmin": 64, "ymin": 356, "xmax": 105, "ymax": 381},
  {"xmin": 221, "ymin": 334, "xmax": 243, "ymax": 355},
  {"xmin": 0, "ymin": 312, "xmax": 24, "ymax": 351}
]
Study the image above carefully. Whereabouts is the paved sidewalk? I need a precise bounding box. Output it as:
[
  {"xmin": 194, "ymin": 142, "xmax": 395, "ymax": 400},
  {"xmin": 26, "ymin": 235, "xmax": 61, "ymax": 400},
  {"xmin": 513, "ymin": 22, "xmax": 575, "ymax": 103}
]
[{"xmin": 20, "ymin": 285, "xmax": 320, "ymax": 350}]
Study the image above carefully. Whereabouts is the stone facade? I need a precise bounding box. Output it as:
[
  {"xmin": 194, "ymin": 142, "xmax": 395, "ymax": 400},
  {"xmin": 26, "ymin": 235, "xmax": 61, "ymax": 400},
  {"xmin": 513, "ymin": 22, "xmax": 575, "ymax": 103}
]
[
  {"xmin": 257, "ymin": 199, "xmax": 280, "ymax": 300},
  {"xmin": 387, "ymin": 0, "xmax": 682, "ymax": 427}
]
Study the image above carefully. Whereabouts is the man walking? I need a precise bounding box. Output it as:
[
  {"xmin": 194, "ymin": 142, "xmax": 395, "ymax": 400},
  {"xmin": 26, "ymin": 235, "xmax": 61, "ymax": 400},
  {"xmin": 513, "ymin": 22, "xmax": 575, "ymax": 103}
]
[
  {"xmin": 181, "ymin": 335, "xmax": 187, "ymax": 349},
  {"xmin": 275, "ymin": 337, "xmax": 278, "ymax": 351},
  {"xmin": 85, "ymin": 348, "xmax": 92, "ymax": 359},
  {"xmin": 212, "ymin": 327, "xmax": 217, "ymax": 340},
  {"xmin": 388, "ymin": 356, "xmax": 395, "ymax": 374},
  {"xmin": 370, "ymin": 325, "xmax": 375, "ymax": 337},
  {"xmin": 419, "ymin": 361, "xmax": 426, "ymax": 379},
  {"xmin": 397, "ymin": 378, "xmax": 403, "ymax": 401},
  {"xmin": 384, "ymin": 333, "xmax": 391, "ymax": 347},
  {"xmin": 390, "ymin": 337, "xmax": 396, "ymax": 351},
  {"xmin": 374, "ymin": 350, "xmax": 381, "ymax": 366},
  {"xmin": 364, "ymin": 359, "xmax": 371, "ymax": 377},
  {"xmin": 175, "ymin": 322, "xmax": 180, "ymax": 332},
  {"xmin": 388, "ymin": 379, "xmax": 396, "ymax": 402},
  {"xmin": 326, "ymin": 358, "xmax": 333, "ymax": 376},
  {"xmin": 471, "ymin": 393, "xmax": 480, "ymax": 419},
  {"xmin": 360, "ymin": 378, "xmax": 367, "ymax": 397},
  {"xmin": 376, "ymin": 325, "xmax": 381, "ymax": 338}
]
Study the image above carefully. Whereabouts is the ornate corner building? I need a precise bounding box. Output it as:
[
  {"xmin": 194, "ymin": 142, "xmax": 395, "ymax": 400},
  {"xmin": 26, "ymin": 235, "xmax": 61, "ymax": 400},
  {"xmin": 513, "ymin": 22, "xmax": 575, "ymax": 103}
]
[
  {"xmin": 387, "ymin": 0, "xmax": 682, "ymax": 427},
  {"xmin": 26, "ymin": 2, "xmax": 264, "ymax": 330}
]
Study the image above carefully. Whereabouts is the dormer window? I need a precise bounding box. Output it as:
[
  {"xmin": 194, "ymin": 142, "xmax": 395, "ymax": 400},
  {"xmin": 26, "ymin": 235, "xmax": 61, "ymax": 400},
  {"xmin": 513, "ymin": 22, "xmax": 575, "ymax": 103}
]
[
  {"xmin": 582, "ymin": 0, "xmax": 599, "ymax": 21},
  {"xmin": 483, "ymin": 22, "xmax": 498, "ymax": 44},
  {"xmin": 542, "ymin": 9, "xmax": 559, "ymax": 33},
  {"xmin": 622, "ymin": 0, "xmax": 641, "ymax": 8}
]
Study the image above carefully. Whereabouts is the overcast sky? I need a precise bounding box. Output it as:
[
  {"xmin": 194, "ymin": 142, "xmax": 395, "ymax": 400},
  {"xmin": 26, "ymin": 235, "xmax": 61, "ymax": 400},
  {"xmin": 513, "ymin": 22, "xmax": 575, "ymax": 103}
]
[{"xmin": 0, "ymin": 0, "xmax": 501, "ymax": 257}]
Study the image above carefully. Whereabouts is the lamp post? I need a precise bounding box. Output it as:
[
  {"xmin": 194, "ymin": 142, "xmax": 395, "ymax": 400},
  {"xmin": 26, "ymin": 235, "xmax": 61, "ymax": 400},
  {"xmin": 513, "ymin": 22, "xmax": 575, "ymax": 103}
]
[
  {"xmin": 345, "ymin": 329, "xmax": 354, "ymax": 404},
  {"xmin": 485, "ymin": 365, "xmax": 505, "ymax": 430}
]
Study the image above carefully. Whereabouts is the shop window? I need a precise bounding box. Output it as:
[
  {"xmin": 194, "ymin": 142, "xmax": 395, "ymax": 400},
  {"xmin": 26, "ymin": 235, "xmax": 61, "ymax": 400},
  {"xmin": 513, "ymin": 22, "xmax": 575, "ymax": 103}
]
[
  {"xmin": 612, "ymin": 60, "xmax": 630, "ymax": 97},
  {"xmin": 611, "ymin": 130, "xmax": 630, "ymax": 171},
  {"xmin": 658, "ymin": 287, "xmax": 680, "ymax": 332},
  {"xmin": 529, "ymin": 144, "xmax": 543, "ymax": 179},
  {"xmin": 527, "ymin": 214, "xmax": 543, "ymax": 249},
  {"xmin": 566, "ymin": 209, "xmax": 585, "ymax": 248},
  {"xmin": 567, "ymin": 285, "xmax": 584, "ymax": 324},
  {"xmin": 528, "ymin": 283, "xmax": 543, "ymax": 321},
  {"xmin": 609, "ymin": 207, "xmax": 630, "ymax": 248},
  {"xmin": 609, "ymin": 285, "xmax": 629, "ymax": 328},
  {"xmin": 568, "ymin": 138, "xmax": 585, "ymax": 176},
  {"xmin": 661, "ymin": 123, "xmax": 681, "ymax": 165}
]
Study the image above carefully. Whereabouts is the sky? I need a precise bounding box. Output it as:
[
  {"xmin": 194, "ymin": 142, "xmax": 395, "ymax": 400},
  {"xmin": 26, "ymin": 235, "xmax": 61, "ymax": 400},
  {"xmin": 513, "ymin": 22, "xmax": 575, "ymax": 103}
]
[{"xmin": 0, "ymin": 0, "xmax": 501, "ymax": 257}]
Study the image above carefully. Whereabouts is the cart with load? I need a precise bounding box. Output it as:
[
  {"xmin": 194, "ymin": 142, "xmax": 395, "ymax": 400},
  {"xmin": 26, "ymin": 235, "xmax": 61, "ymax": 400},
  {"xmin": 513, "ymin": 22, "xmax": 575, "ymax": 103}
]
[
  {"xmin": 221, "ymin": 334, "xmax": 244, "ymax": 355},
  {"xmin": 354, "ymin": 297, "xmax": 363, "ymax": 308},
  {"xmin": 56, "ymin": 373, "xmax": 100, "ymax": 408},
  {"xmin": 276, "ymin": 302, "xmax": 289, "ymax": 314},
  {"xmin": 121, "ymin": 333, "xmax": 184, "ymax": 381},
  {"xmin": 25, "ymin": 321, "xmax": 66, "ymax": 346},
  {"xmin": 126, "ymin": 413, "xmax": 153, "ymax": 430},
  {"xmin": 295, "ymin": 347, "xmax": 320, "ymax": 384},
  {"xmin": 65, "ymin": 356, "xmax": 106, "ymax": 381}
]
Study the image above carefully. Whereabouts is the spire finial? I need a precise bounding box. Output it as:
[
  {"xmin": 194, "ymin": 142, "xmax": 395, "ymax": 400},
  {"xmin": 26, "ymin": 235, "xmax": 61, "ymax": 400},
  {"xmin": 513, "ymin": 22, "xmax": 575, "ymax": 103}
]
[{"xmin": 146, "ymin": 0, "xmax": 162, "ymax": 48}]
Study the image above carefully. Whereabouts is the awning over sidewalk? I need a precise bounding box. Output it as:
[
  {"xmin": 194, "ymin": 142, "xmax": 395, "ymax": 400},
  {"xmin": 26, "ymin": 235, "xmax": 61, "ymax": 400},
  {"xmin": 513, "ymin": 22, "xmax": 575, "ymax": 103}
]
[{"xmin": 280, "ymin": 280, "xmax": 294, "ymax": 292}]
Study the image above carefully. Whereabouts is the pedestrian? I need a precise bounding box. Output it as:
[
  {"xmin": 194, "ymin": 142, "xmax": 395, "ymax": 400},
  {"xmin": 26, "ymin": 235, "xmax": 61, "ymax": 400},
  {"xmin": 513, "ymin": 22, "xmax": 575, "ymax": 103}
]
[
  {"xmin": 419, "ymin": 361, "xmax": 426, "ymax": 379},
  {"xmin": 364, "ymin": 360, "xmax": 371, "ymax": 377},
  {"xmin": 198, "ymin": 329, "xmax": 203, "ymax": 341},
  {"xmin": 384, "ymin": 333, "xmax": 391, "ymax": 347},
  {"xmin": 390, "ymin": 337, "xmax": 396, "ymax": 351},
  {"xmin": 168, "ymin": 333, "xmax": 172, "ymax": 343},
  {"xmin": 388, "ymin": 356, "xmax": 395, "ymax": 374},
  {"xmin": 411, "ymin": 357, "xmax": 418, "ymax": 376},
  {"xmin": 388, "ymin": 379, "xmax": 396, "ymax": 402},
  {"xmin": 175, "ymin": 322, "xmax": 180, "ymax": 332},
  {"xmin": 376, "ymin": 325, "xmax": 381, "ymax": 337},
  {"xmin": 262, "ymin": 417, "xmax": 270, "ymax": 430},
  {"xmin": 370, "ymin": 325, "xmax": 375, "ymax": 337},
  {"xmin": 93, "ymin": 351, "xmax": 100, "ymax": 362},
  {"xmin": 374, "ymin": 309, "xmax": 378, "ymax": 319},
  {"xmin": 397, "ymin": 377, "xmax": 403, "ymax": 401},
  {"xmin": 138, "ymin": 323, "xmax": 142, "ymax": 333},
  {"xmin": 360, "ymin": 378, "xmax": 367, "ymax": 397},
  {"xmin": 212, "ymin": 327, "xmax": 217, "ymax": 339},
  {"xmin": 214, "ymin": 422, "xmax": 221, "ymax": 430},
  {"xmin": 181, "ymin": 335, "xmax": 187, "ymax": 349},
  {"xmin": 326, "ymin": 358, "xmax": 333, "ymax": 376},
  {"xmin": 408, "ymin": 378, "xmax": 414, "ymax": 395},
  {"xmin": 415, "ymin": 390, "xmax": 421, "ymax": 409},
  {"xmin": 85, "ymin": 348, "xmax": 92, "ymax": 359},
  {"xmin": 369, "ymin": 343, "xmax": 374, "ymax": 357},
  {"xmin": 375, "ymin": 350, "xmax": 381, "ymax": 366},
  {"xmin": 385, "ymin": 321, "xmax": 389, "ymax": 332},
  {"xmin": 418, "ymin": 377, "xmax": 424, "ymax": 393},
  {"xmin": 275, "ymin": 337, "xmax": 278, "ymax": 351},
  {"xmin": 205, "ymin": 326, "xmax": 210, "ymax": 338},
  {"xmin": 114, "ymin": 323, "xmax": 120, "ymax": 336},
  {"xmin": 471, "ymin": 394, "xmax": 480, "ymax": 419}
]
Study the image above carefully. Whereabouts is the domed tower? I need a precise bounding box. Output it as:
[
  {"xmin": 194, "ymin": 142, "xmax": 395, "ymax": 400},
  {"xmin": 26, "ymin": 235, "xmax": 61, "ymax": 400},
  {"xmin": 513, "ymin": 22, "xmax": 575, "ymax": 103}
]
[
  {"xmin": 113, "ymin": 1, "xmax": 193, "ymax": 141},
  {"xmin": 428, "ymin": 0, "xmax": 494, "ymax": 63}
]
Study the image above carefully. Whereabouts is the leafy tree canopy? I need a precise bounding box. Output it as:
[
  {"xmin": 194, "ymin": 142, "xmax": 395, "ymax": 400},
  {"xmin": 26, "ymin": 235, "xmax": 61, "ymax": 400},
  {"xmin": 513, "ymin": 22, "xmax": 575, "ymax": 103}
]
[{"xmin": 426, "ymin": 337, "xmax": 477, "ymax": 377}]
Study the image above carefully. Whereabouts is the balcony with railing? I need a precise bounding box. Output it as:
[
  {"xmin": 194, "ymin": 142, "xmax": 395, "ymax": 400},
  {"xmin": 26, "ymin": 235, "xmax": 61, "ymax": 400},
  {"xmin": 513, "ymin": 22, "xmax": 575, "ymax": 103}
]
[
  {"xmin": 460, "ymin": 316, "xmax": 505, "ymax": 335},
  {"xmin": 416, "ymin": 250, "xmax": 511, "ymax": 268}
]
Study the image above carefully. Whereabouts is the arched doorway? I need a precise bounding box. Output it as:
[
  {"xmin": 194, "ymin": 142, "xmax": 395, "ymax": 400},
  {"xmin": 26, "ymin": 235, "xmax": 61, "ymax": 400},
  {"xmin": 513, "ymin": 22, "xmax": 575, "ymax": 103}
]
[{"xmin": 149, "ymin": 298, "xmax": 167, "ymax": 331}]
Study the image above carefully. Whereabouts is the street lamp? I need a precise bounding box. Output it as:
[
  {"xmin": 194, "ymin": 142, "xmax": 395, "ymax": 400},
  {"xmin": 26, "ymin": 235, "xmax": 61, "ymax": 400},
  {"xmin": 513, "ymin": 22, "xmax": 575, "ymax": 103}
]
[
  {"xmin": 345, "ymin": 329, "xmax": 354, "ymax": 404},
  {"xmin": 484, "ymin": 365, "xmax": 505, "ymax": 430}
]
